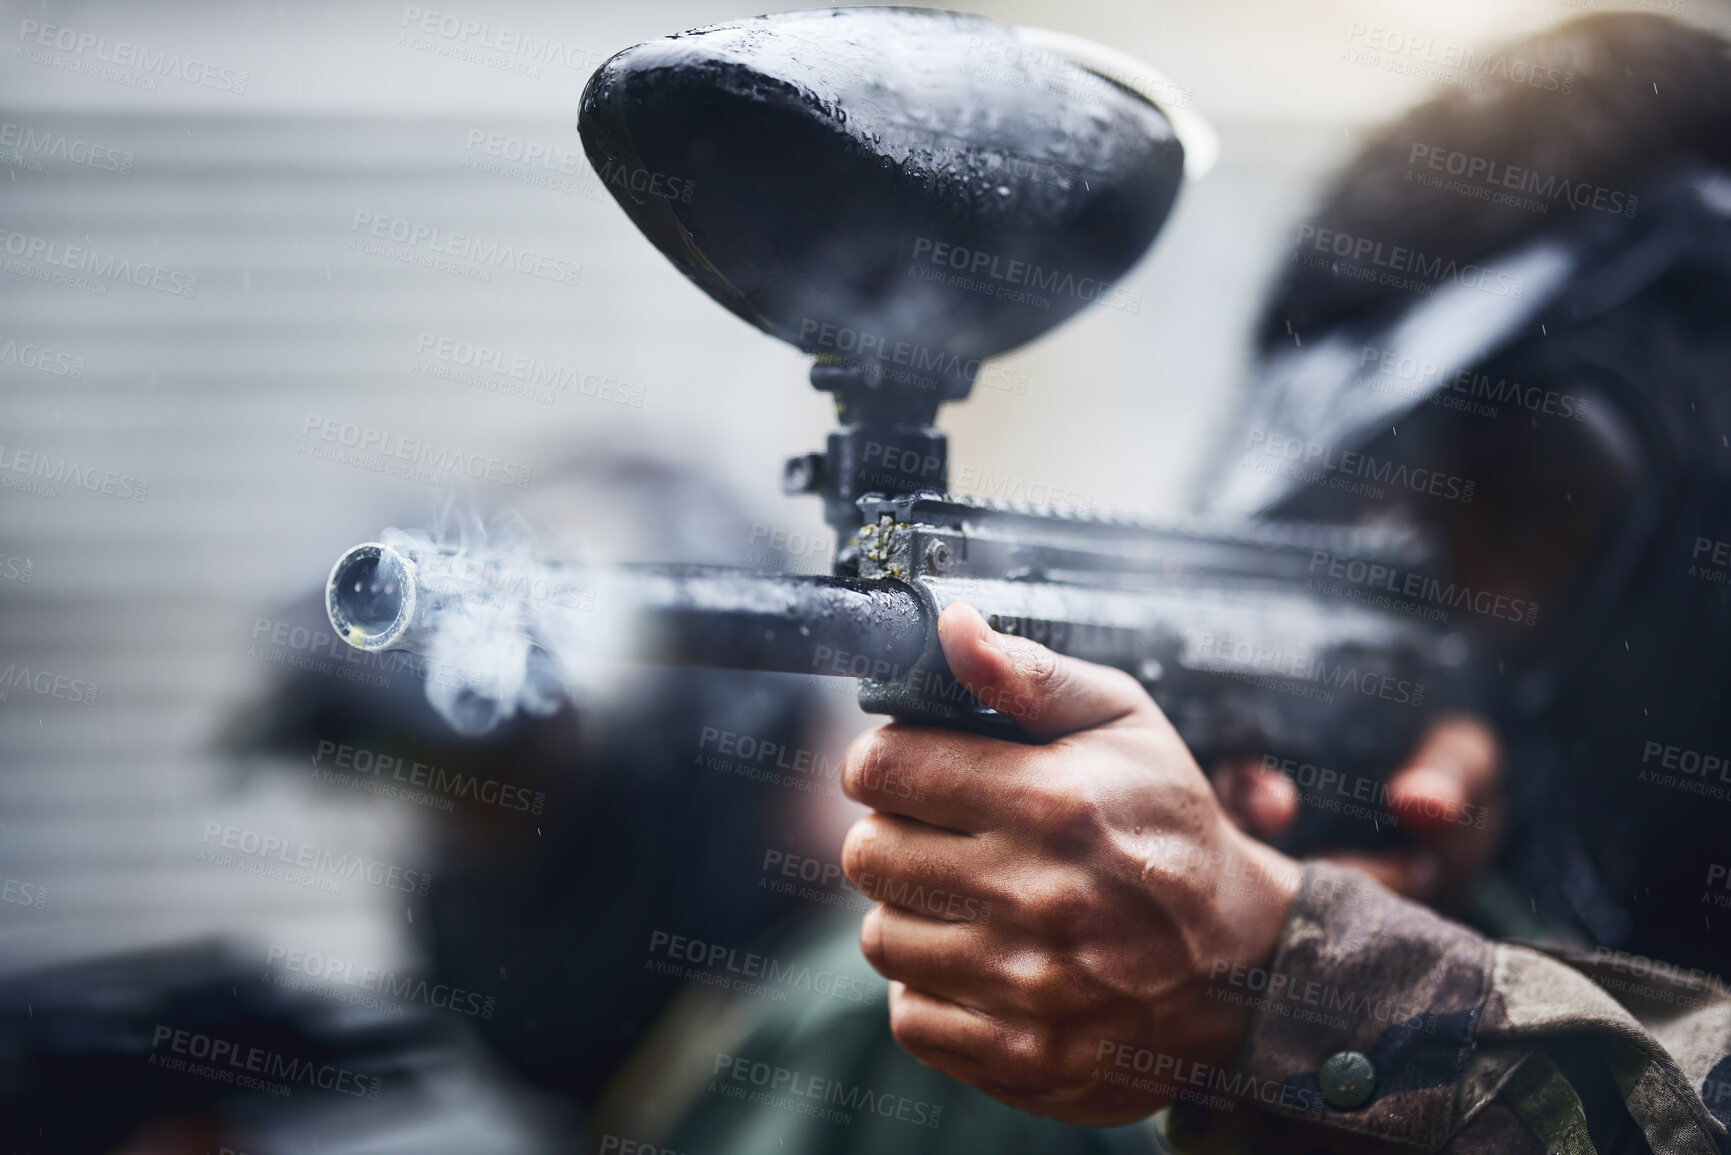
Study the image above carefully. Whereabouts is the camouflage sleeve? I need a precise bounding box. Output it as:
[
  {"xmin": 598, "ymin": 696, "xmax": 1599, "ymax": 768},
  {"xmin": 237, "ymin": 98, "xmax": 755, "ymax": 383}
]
[{"xmin": 1200, "ymin": 860, "xmax": 1731, "ymax": 1153}]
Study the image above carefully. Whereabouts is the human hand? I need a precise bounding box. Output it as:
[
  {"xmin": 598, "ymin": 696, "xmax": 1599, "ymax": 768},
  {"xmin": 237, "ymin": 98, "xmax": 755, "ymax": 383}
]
[
  {"xmin": 840, "ymin": 603, "xmax": 1299, "ymax": 1125},
  {"xmin": 1213, "ymin": 716, "xmax": 1503, "ymax": 909}
]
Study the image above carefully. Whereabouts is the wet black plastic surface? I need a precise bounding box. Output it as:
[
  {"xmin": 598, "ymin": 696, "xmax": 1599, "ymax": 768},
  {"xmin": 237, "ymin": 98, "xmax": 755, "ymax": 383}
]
[{"xmin": 578, "ymin": 7, "xmax": 1184, "ymax": 396}]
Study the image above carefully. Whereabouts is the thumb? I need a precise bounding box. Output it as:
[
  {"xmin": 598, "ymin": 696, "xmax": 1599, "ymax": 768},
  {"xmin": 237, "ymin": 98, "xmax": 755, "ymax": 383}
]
[{"xmin": 938, "ymin": 602, "xmax": 1151, "ymax": 741}]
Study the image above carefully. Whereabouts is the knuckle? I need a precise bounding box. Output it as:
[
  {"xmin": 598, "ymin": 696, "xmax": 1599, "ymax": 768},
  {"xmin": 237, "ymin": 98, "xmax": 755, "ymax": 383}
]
[
  {"xmin": 858, "ymin": 905, "xmax": 890, "ymax": 973},
  {"xmin": 839, "ymin": 817, "xmax": 880, "ymax": 886},
  {"xmin": 1023, "ymin": 645, "xmax": 1061, "ymax": 689},
  {"xmin": 1018, "ymin": 648, "xmax": 1065, "ymax": 712},
  {"xmin": 886, "ymin": 992, "xmax": 929, "ymax": 1052},
  {"xmin": 1007, "ymin": 951, "xmax": 1069, "ymax": 1002},
  {"xmin": 997, "ymin": 1024, "xmax": 1060, "ymax": 1087},
  {"xmin": 842, "ymin": 728, "xmax": 896, "ymax": 799}
]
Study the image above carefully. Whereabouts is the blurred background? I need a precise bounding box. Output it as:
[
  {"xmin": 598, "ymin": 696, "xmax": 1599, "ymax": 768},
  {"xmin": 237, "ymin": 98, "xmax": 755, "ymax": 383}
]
[{"xmin": 1, "ymin": 0, "xmax": 1728, "ymax": 1148}]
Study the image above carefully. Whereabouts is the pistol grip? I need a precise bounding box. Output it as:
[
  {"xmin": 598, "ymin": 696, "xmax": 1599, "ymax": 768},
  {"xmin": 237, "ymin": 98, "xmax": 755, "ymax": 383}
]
[{"xmin": 857, "ymin": 668, "xmax": 1040, "ymax": 744}]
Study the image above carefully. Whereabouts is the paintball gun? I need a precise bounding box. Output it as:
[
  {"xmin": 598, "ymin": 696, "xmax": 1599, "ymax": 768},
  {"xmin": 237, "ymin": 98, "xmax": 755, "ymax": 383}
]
[{"xmin": 326, "ymin": 8, "xmax": 1473, "ymax": 852}]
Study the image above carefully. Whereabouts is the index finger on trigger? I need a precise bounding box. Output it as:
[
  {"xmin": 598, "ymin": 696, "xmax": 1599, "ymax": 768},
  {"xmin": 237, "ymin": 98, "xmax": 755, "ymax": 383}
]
[{"xmin": 843, "ymin": 721, "xmax": 1042, "ymax": 833}]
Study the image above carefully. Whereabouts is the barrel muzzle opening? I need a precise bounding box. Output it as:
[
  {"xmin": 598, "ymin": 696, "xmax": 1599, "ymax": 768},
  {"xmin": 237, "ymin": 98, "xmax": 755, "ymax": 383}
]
[{"xmin": 326, "ymin": 542, "xmax": 415, "ymax": 651}]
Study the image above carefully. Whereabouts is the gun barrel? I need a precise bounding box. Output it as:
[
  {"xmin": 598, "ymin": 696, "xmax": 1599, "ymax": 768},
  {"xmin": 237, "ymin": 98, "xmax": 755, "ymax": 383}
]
[
  {"xmin": 325, "ymin": 541, "xmax": 930, "ymax": 678},
  {"xmin": 625, "ymin": 569, "xmax": 929, "ymax": 675}
]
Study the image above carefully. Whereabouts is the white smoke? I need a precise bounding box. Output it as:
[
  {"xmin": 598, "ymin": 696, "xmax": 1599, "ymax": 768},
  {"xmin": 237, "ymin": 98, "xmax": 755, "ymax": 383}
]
[{"xmin": 378, "ymin": 505, "xmax": 625, "ymax": 737}]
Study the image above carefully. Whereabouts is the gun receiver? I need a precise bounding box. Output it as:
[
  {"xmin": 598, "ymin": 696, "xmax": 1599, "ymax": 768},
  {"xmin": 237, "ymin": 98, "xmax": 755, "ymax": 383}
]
[{"xmin": 328, "ymin": 8, "xmax": 1474, "ymax": 851}]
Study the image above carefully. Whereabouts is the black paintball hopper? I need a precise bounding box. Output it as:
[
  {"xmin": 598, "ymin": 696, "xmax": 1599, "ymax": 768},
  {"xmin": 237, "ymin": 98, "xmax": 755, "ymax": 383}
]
[{"xmin": 578, "ymin": 7, "xmax": 1186, "ymax": 406}]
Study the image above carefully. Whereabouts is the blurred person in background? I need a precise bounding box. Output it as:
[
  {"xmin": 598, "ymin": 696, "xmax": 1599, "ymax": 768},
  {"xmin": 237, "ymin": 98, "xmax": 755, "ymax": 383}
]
[
  {"xmin": 231, "ymin": 454, "xmax": 848, "ymax": 1145},
  {"xmin": 689, "ymin": 12, "xmax": 1731, "ymax": 1154},
  {"xmin": 0, "ymin": 455, "xmax": 844, "ymax": 1154}
]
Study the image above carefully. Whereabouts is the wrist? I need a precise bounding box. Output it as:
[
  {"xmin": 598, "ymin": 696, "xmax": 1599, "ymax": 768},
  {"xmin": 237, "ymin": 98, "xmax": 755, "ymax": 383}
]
[
  {"xmin": 1187, "ymin": 824, "xmax": 1301, "ymax": 1064},
  {"xmin": 1221, "ymin": 824, "xmax": 1302, "ymax": 957}
]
